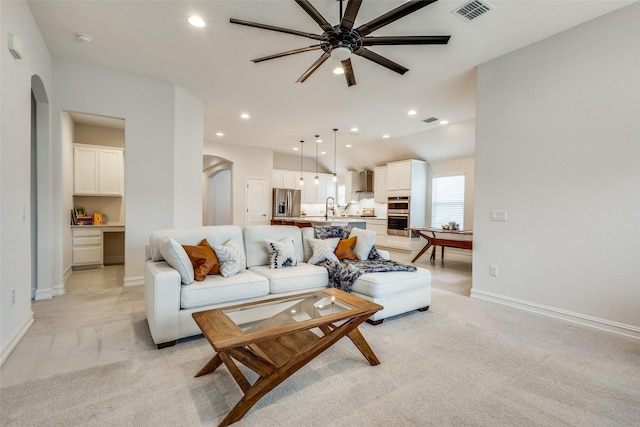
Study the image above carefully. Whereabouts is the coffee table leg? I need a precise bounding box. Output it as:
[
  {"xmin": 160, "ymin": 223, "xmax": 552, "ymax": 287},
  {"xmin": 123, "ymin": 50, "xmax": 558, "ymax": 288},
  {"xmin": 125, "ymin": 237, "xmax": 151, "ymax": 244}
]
[
  {"xmin": 347, "ymin": 328, "xmax": 380, "ymax": 366},
  {"xmin": 195, "ymin": 353, "xmax": 223, "ymax": 378}
]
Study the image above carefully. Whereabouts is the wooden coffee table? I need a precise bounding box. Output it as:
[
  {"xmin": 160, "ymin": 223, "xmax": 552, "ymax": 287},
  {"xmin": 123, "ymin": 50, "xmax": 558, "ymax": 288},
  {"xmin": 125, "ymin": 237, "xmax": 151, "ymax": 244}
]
[{"xmin": 192, "ymin": 288, "xmax": 383, "ymax": 426}]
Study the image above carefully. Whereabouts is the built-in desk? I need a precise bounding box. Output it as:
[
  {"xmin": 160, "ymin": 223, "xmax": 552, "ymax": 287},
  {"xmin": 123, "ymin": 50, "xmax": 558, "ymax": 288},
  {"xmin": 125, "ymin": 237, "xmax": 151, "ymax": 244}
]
[
  {"xmin": 410, "ymin": 228, "xmax": 473, "ymax": 262},
  {"xmin": 71, "ymin": 225, "xmax": 125, "ymax": 268}
]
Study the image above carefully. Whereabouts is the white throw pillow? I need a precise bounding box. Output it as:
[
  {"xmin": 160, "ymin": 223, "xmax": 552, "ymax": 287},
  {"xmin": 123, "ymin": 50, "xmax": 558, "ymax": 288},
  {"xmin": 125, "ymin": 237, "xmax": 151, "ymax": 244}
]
[
  {"xmin": 213, "ymin": 238, "xmax": 247, "ymax": 277},
  {"xmin": 158, "ymin": 236, "xmax": 195, "ymax": 284},
  {"xmin": 307, "ymin": 238, "xmax": 340, "ymax": 265},
  {"xmin": 265, "ymin": 238, "xmax": 298, "ymax": 269},
  {"xmin": 349, "ymin": 227, "xmax": 377, "ymax": 260}
]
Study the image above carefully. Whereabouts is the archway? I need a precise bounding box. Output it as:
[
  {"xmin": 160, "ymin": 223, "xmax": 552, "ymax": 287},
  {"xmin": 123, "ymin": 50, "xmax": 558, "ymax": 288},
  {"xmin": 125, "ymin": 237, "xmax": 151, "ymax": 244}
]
[
  {"xmin": 31, "ymin": 75, "xmax": 54, "ymax": 300},
  {"xmin": 203, "ymin": 155, "xmax": 232, "ymax": 226}
]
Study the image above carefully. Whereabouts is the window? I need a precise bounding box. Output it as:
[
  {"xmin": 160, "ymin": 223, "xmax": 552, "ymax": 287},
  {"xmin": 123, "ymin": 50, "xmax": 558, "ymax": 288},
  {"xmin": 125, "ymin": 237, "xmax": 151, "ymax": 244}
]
[{"xmin": 431, "ymin": 175, "xmax": 465, "ymax": 229}]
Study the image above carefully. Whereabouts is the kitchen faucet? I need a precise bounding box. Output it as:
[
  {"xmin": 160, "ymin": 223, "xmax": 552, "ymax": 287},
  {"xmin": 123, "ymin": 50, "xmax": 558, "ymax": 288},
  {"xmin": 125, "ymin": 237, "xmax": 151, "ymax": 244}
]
[{"xmin": 325, "ymin": 197, "xmax": 335, "ymax": 220}]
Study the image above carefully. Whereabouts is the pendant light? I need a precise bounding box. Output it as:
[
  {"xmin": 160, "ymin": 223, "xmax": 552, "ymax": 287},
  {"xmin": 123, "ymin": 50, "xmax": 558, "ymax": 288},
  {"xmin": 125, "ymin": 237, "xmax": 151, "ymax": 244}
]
[
  {"xmin": 314, "ymin": 135, "xmax": 320, "ymax": 185},
  {"xmin": 299, "ymin": 140, "xmax": 304, "ymax": 186},
  {"xmin": 332, "ymin": 128, "xmax": 338, "ymax": 182}
]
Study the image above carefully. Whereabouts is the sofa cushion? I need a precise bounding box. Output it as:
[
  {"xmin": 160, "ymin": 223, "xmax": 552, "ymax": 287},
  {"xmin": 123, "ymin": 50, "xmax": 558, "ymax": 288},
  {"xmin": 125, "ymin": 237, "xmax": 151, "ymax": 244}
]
[
  {"xmin": 308, "ymin": 238, "xmax": 340, "ymax": 265},
  {"xmin": 183, "ymin": 239, "xmax": 219, "ymax": 280},
  {"xmin": 349, "ymin": 227, "xmax": 377, "ymax": 261},
  {"xmin": 244, "ymin": 225, "xmax": 304, "ymax": 268},
  {"xmin": 158, "ymin": 236, "xmax": 194, "ymax": 284},
  {"xmin": 180, "ymin": 270, "xmax": 269, "ymax": 309},
  {"xmin": 351, "ymin": 267, "xmax": 432, "ymax": 298},
  {"xmin": 250, "ymin": 262, "xmax": 328, "ymax": 294},
  {"xmin": 213, "ymin": 238, "xmax": 246, "ymax": 277},
  {"xmin": 265, "ymin": 238, "xmax": 298, "ymax": 269}
]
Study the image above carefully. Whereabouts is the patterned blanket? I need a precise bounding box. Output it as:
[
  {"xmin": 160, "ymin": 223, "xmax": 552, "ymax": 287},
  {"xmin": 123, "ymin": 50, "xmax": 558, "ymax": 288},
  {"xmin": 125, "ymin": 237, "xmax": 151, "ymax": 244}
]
[{"xmin": 314, "ymin": 226, "xmax": 417, "ymax": 292}]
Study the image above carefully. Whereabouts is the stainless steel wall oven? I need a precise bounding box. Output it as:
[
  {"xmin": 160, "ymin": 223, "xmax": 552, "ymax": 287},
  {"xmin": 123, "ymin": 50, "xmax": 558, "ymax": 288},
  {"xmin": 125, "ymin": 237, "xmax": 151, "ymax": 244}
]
[{"xmin": 387, "ymin": 196, "xmax": 410, "ymax": 236}]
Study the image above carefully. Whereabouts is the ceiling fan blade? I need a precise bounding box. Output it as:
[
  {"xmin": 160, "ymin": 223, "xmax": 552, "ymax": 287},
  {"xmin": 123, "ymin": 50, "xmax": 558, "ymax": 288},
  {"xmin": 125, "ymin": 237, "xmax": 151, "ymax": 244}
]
[
  {"xmin": 362, "ymin": 35, "xmax": 450, "ymax": 46},
  {"xmin": 296, "ymin": 52, "xmax": 331, "ymax": 83},
  {"xmin": 295, "ymin": 0, "xmax": 334, "ymax": 32},
  {"xmin": 341, "ymin": 59, "xmax": 356, "ymax": 87},
  {"xmin": 252, "ymin": 45, "xmax": 322, "ymax": 63},
  {"xmin": 356, "ymin": 0, "xmax": 438, "ymax": 37},
  {"xmin": 354, "ymin": 48, "xmax": 409, "ymax": 75},
  {"xmin": 230, "ymin": 18, "xmax": 321, "ymax": 41},
  {"xmin": 340, "ymin": 0, "xmax": 363, "ymax": 31}
]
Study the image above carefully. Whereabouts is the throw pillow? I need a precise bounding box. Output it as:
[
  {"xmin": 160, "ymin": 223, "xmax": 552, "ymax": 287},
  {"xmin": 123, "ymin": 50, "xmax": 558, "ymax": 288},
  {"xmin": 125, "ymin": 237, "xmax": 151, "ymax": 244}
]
[
  {"xmin": 158, "ymin": 236, "xmax": 195, "ymax": 285},
  {"xmin": 349, "ymin": 227, "xmax": 377, "ymax": 260},
  {"xmin": 182, "ymin": 239, "xmax": 219, "ymax": 281},
  {"xmin": 265, "ymin": 238, "xmax": 298, "ymax": 269},
  {"xmin": 308, "ymin": 238, "xmax": 340, "ymax": 265},
  {"xmin": 334, "ymin": 236, "xmax": 358, "ymax": 261},
  {"xmin": 213, "ymin": 238, "xmax": 246, "ymax": 277}
]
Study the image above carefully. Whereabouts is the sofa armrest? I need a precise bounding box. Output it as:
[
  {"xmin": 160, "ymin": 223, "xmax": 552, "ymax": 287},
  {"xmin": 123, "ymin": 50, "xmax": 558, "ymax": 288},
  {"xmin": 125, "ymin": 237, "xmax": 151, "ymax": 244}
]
[
  {"xmin": 377, "ymin": 249, "xmax": 390, "ymax": 260},
  {"xmin": 144, "ymin": 260, "xmax": 181, "ymax": 346}
]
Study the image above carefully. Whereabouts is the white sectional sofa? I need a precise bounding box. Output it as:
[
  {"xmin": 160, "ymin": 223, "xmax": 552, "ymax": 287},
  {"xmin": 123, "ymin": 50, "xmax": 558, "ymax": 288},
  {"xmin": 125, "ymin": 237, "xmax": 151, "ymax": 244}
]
[{"xmin": 144, "ymin": 225, "xmax": 431, "ymax": 348}]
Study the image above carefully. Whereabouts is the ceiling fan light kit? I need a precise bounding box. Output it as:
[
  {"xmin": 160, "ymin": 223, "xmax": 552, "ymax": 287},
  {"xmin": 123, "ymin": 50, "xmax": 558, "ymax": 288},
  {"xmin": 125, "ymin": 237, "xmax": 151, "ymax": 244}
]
[{"xmin": 230, "ymin": 0, "xmax": 451, "ymax": 87}]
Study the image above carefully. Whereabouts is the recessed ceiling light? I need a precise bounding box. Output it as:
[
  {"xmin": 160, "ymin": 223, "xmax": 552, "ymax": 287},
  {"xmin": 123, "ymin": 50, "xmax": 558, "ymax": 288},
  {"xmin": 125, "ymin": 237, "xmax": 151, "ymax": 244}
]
[
  {"xmin": 188, "ymin": 16, "xmax": 206, "ymax": 28},
  {"xmin": 240, "ymin": 113, "xmax": 250, "ymax": 119},
  {"xmin": 76, "ymin": 33, "xmax": 92, "ymax": 43},
  {"xmin": 345, "ymin": 144, "xmax": 352, "ymax": 148},
  {"xmin": 383, "ymin": 134, "xmax": 390, "ymax": 139},
  {"xmin": 215, "ymin": 132, "xmax": 224, "ymax": 137},
  {"xmin": 321, "ymin": 151, "xmax": 326, "ymax": 155},
  {"xmin": 293, "ymin": 147, "xmax": 298, "ymax": 151},
  {"xmin": 333, "ymin": 67, "xmax": 344, "ymax": 75},
  {"xmin": 439, "ymin": 120, "xmax": 449, "ymax": 125},
  {"xmin": 408, "ymin": 110, "xmax": 417, "ymax": 116},
  {"xmin": 350, "ymin": 127, "xmax": 358, "ymax": 132}
]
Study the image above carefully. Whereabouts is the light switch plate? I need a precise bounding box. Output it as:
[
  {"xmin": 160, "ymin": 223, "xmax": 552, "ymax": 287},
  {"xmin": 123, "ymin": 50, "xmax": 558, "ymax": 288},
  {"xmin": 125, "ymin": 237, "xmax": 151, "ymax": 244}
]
[{"xmin": 491, "ymin": 210, "xmax": 507, "ymax": 221}]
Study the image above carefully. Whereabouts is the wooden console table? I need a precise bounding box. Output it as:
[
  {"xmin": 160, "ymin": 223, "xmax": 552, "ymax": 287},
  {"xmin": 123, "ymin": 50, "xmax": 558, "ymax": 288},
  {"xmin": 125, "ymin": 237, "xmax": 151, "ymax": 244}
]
[{"xmin": 410, "ymin": 228, "xmax": 473, "ymax": 262}]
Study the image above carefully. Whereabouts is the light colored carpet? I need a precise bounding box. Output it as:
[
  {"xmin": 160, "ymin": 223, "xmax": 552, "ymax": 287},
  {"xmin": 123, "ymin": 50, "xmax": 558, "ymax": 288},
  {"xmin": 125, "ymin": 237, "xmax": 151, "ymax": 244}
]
[{"xmin": 1, "ymin": 264, "xmax": 639, "ymax": 426}]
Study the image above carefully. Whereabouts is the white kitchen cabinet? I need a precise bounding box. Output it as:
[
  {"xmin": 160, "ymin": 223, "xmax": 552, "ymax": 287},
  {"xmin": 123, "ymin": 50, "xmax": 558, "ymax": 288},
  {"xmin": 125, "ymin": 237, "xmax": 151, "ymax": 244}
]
[
  {"xmin": 72, "ymin": 227, "xmax": 103, "ymax": 267},
  {"xmin": 345, "ymin": 171, "xmax": 358, "ymax": 202},
  {"xmin": 272, "ymin": 170, "xmax": 283, "ymax": 188},
  {"xmin": 374, "ymin": 166, "xmax": 387, "ymax": 203},
  {"xmin": 73, "ymin": 144, "xmax": 124, "ymax": 196},
  {"xmin": 282, "ymin": 170, "xmax": 299, "ymax": 189},
  {"xmin": 386, "ymin": 160, "xmax": 413, "ymax": 191},
  {"xmin": 365, "ymin": 219, "xmax": 387, "ymax": 247}
]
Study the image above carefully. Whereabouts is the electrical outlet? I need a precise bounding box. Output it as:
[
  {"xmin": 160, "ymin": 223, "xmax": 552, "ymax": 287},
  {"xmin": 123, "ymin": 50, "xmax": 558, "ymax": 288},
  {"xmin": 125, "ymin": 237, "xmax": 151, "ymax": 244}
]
[
  {"xmin": 11, "ymin": 289, "xmax": 16, "ymax": 305},
  {"xmin": 489, "ymin": 265, "xmax": 498, "ymax": 277}
]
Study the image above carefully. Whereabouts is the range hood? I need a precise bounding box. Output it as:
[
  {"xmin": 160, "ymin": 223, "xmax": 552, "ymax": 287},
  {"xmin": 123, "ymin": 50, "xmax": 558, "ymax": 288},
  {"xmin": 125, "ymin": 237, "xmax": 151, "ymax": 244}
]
[{"xmin": 356, "ymin": 171, "xmax": 373, "ymax": 192}]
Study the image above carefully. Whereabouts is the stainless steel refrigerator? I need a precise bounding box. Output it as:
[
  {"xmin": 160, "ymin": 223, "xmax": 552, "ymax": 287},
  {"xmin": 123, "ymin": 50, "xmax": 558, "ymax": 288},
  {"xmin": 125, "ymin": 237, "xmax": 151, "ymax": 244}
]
[{"xmin": 272, "ymin": 188, "xmax": 301, "ymax": 218}]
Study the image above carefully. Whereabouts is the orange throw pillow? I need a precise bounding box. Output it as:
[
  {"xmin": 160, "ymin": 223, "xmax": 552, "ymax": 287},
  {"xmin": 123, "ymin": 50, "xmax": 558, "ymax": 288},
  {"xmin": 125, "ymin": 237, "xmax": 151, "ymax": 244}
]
[
  {"xmin": 182, "ymin": 239, "xmax": 219, "ymax": 281},
  {"xmin": 334, "ymin": 236, "xmax": 357, "ymax": 261}
]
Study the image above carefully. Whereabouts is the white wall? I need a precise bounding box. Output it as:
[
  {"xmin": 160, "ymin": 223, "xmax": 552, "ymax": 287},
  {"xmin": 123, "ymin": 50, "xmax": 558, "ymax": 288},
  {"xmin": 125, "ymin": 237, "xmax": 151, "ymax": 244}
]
[
  {"xmin": 173, "ymin": 86, "xmax": 204, "ymax": 228},
  {"xmin": 472, "ymin": 3, "xmax": 640, "ymax": 336},
  {"xmin": 1, "ymin": 0, "xmax": 53, "ymax": 365},
  {"xmin": 428, "ymin": 157, "xmax": 475, "ymax": 231},
  {"xmin": 204, "ymin": 141, "xmax": 273, "ymax": 227}
]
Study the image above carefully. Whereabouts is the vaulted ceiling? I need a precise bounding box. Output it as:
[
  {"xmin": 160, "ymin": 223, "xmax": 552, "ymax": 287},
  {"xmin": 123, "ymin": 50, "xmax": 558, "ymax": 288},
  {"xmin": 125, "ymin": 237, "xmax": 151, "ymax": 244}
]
[{"xmin": 28, "ymin": 0, "xmax": 634, "ymax": 170}]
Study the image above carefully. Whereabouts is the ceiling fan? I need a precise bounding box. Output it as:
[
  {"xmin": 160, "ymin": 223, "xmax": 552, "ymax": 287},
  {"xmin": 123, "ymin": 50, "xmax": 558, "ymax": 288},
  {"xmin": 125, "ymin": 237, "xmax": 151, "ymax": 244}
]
[{"xmin": 230, "ymin": 0, "xmax": 450, "ymax": 87}]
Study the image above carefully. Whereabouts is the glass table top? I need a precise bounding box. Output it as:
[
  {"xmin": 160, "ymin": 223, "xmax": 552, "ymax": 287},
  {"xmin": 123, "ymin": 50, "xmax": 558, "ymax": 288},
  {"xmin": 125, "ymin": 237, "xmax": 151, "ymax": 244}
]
[{"xmin": 222, "ymin": 292, "xmax": 354, "ymax": 334}]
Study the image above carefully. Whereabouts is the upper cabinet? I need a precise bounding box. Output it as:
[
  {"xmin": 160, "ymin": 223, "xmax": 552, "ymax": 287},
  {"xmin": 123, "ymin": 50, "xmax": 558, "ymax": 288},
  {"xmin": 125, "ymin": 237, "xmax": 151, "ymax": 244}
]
[
  {"xmin": 373, "ymin": 166, "xmax": 387, "ymax": 203},
  {"xmin": 272, "ymin": 169, "xmax": 299, "ymax": 189},
  {"xmin": 74, "ymin": 144, "xmax": 124, "ymax": 196},
  {"xmin": 386, "ymin": 159, "xmax": 427, "ymax": 194}
]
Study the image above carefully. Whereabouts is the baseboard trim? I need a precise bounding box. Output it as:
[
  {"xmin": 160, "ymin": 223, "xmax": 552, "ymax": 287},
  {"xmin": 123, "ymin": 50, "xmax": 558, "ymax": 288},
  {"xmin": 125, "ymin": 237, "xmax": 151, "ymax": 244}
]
[
  {"xmin": 124, "ymin": 276, "xmax": 144, "ymax": 288},
  {"xmin": 470, "ymin": 289, "xmax": 640, "ymax": 340},
  {"xmin": 0, "ymin": 312, "xmax": 34, "ymax": 367},
  {"xmin": 34, "ymin": 288, "xmax": 53, "ymax": 301}
]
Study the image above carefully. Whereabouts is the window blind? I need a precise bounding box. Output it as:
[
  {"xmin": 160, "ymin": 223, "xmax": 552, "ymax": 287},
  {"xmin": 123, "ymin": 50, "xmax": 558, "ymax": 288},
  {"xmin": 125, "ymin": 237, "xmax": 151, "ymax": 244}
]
[{"xmin": 431, "ymin": 175, "xmax": 465, "ymax": 229}]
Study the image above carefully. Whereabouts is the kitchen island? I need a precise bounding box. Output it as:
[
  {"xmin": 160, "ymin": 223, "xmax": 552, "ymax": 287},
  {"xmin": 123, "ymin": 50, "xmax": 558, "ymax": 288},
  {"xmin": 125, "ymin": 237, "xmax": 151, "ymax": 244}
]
[{"xmin": 271, "ymin": 216, "xmax": 366, "ymax": 229}]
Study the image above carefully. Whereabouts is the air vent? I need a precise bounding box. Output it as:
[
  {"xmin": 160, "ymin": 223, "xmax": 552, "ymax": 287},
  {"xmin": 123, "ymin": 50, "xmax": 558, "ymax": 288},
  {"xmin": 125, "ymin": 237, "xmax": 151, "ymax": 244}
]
[
  {"xmin": 452, "ymin": 0, "xmax": 493, "ymax": 22},
  {"xmin": 423, "ymin": 117, "xmax": 438, "ymax": 123}
]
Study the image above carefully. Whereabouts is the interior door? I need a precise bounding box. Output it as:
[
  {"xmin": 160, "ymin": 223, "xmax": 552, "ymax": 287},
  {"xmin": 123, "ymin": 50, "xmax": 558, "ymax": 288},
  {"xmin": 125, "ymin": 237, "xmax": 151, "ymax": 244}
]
[{"xmin": 246, "ymin": 177, "xmax": 268, "ymax": 226}]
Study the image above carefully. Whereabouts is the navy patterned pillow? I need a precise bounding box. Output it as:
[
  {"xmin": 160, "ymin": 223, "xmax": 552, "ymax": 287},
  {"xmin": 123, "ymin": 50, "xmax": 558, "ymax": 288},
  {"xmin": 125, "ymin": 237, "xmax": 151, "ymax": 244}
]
[
  {"xmin": 314, "ymin": 226, "xmax": 352, "ymax": 240},
  {"xmin": 265, "ymin": 238, "xmax": 298, "ymax": 269}
]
